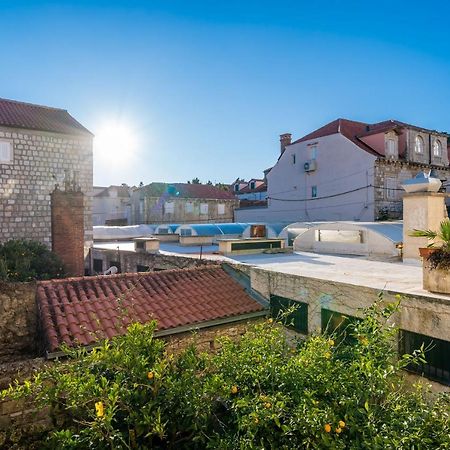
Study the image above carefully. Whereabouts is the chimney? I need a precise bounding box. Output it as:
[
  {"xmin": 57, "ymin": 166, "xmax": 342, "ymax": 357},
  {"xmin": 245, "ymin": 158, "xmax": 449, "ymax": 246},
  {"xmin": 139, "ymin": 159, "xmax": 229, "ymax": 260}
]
[
  {"xmin": 51, "ymin": 187, "xmax": 85, "ymax": 277},
  {"xmin": 280, "ymin": 133, "xmax": 292, "ymax": 154}
]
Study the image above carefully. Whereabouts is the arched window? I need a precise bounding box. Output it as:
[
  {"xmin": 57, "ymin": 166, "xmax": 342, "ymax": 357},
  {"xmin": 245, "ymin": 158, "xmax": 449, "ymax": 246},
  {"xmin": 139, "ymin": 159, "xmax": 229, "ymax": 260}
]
[
  {"xmin": 415, "ymin": 135, "xmax": 424, "ymax": 154},
  {"xmin": 433, "ymin": 139, "xmax": 442, "ymax": 157}
]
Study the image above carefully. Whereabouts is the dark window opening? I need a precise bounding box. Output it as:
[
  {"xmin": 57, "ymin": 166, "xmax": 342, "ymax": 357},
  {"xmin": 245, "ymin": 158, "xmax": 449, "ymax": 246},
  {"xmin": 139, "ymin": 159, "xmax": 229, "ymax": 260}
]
[
  {"xmin": 93, "ymin": 258, "xmax": 103, "ymax": 273},
  {"xmin": 270, "ymin": 295, "xmax": 308, "ymax": 334},
  {"xmin": 321, "ymin": 308, "xmax": 360, "ymax": 345},
  {"xmin": 137, "ymin": 264, "xmax": 150, "ymax": 272},
  {"xmin": 399, "ymin": 330, "xmax": 450, "ymax": 386}
]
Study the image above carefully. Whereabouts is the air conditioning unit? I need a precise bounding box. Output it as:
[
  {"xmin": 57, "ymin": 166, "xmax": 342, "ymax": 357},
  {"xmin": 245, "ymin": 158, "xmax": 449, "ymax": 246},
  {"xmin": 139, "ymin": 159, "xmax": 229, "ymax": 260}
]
[{"xmin": 304, "ymin": 160, "xmax": 317, "ymax": 172}]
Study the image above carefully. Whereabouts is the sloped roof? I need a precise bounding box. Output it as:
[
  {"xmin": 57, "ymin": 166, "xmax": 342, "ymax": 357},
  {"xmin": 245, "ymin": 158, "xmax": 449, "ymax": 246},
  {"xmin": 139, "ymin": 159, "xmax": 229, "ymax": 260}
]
[
  {"xmin": 292, "ymin": 118, "xmax": 381, "ymax": 156},
  {"xmin": 139, "ymin": 182, "xmax": 236, "ymax": 200},
  {"xmin": 239, "ymin": 182, "xmax": 267, "ymax": 194},
  {"xmin": 0, "ymin": 97, "xmax": 93, "ymax": 136},
  {"xmin": 290, "ymin": 118, "xmax": 449, "ymax": 158},
  {"xmin": 36, "ymin": 266, "xmax": 265, "ymax": 353},
  {"xmin": 94, "ymin": 185, "xmax": 131, "ymax": 198}
]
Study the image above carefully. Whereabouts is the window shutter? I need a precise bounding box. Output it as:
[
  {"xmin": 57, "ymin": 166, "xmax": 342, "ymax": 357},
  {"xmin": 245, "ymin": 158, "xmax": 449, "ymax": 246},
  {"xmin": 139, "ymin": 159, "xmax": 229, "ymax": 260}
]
[{"xmin": 0, "ymin": 141, "xmax": 12, "ymax": 163}]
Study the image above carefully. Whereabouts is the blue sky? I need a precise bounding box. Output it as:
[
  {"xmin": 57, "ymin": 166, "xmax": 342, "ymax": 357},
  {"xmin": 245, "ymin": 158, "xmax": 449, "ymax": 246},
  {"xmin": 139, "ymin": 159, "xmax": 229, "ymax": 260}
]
[{"xmin": 1, "ymin": 0, "xmax": 449, "ymax": 186}]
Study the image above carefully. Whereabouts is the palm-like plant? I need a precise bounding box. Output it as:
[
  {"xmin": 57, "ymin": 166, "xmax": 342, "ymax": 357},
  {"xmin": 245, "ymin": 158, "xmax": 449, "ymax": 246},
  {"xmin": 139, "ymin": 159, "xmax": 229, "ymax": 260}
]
[{"xmin": 410, "ymin": 219, "xmax": 450, "ymax": 252}]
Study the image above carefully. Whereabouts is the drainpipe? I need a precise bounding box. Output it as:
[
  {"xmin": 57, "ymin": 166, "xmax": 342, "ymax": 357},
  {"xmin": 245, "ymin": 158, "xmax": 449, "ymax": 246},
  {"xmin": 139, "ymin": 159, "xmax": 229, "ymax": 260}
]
[{"xmin": 429, "ymin": 134, "xmax": 432, "ymax": 165}]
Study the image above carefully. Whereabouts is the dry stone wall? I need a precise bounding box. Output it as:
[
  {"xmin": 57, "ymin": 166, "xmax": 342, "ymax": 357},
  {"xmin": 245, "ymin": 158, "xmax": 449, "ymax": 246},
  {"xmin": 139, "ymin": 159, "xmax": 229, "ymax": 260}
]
[{"xmin": 0, "ymin": 282, "xmax": 38, "ymax": 359}]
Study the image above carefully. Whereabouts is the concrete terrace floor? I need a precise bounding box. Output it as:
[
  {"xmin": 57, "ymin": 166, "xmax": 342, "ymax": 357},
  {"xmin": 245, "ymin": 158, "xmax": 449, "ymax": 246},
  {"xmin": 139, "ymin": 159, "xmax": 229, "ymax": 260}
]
[{"xmin": 93, "ymin": 241, "xmax": 449, "ymax": 302}]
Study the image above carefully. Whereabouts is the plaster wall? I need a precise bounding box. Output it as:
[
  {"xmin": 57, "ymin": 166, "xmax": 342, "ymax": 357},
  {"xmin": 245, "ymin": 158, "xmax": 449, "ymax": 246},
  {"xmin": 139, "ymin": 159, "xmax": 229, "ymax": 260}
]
[{"xmin": 265, "ymin": 133, "xmax": 377, "ymax": 222}]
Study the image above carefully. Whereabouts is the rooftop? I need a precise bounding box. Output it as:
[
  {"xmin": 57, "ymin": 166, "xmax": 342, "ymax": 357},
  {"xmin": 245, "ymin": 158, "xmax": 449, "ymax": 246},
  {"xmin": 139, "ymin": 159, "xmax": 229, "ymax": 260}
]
[
  {"xmin": 0, "ymin": 97, "xmax": 93, "ymax": 136},
  {"xmin": 37, "ymin": 266, "xmax": 266, "ymax": 354},
  {"xmin": 137, "ymin": 182, "xmax": 236, "ymax": 200}
]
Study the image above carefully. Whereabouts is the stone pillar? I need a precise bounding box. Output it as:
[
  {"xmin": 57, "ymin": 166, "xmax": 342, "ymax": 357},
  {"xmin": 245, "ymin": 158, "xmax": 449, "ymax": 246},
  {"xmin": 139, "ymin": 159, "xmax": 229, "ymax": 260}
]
[
  {"xmin": 51, "ymin": 188, "xmax": 85, "ymax": 277},
  {"xmin": 402, "ymin": 192, "xmax": 449, "ymax": 263}
]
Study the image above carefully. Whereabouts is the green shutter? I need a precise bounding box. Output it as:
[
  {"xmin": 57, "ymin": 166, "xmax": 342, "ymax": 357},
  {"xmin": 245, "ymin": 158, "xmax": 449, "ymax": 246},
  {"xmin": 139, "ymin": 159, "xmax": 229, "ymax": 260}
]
[{"xmin": 270, "ymin": 295, "xmax": 308, "ymax": 334}]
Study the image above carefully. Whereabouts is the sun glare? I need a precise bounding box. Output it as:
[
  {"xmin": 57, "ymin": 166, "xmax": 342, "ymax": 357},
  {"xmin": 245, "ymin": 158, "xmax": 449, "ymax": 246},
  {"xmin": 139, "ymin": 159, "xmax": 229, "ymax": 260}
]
[{"xmin": 94, "ymin": 122, "xmax": 137, "ymax": 165}]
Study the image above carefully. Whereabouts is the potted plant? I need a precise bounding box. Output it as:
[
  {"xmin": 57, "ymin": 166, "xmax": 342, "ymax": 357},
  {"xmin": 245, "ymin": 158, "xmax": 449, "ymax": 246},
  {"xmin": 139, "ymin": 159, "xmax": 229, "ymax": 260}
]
[{"xmin": 410, "ymin": 219, "xmax": 450, "ymax": 294}]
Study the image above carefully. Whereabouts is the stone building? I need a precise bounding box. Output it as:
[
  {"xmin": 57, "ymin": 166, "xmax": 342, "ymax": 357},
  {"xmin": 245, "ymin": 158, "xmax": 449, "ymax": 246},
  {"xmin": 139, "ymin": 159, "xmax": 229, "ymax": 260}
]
[
  {"xmin": 130, "ymin": 182, "xmax": 238, "ymax": 224},
  {"xmin": 235, "ymin": 118, "xmax": 450, "ymax": 222},
  {"xmin": 93, "ymin": 184, "xmax": 132, "ymax": 226},
  {"xmin": 0, "ymin": 98, "xmax": 93, "ymax": 250}
]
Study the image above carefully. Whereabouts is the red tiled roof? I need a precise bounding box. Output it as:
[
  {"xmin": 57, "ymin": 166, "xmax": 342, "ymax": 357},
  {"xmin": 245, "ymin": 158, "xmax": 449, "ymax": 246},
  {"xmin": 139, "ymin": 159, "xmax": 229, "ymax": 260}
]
[
  {"xmin": 140, "ymin": 182, "xmax": 236, "ymax": 200},
  {"xmin": 291, "ymin": 118, "xmax": 381, "ymax": 157},
  {"xmin": 239, "ymin": 182, "xmax": 267, "ymax": 194},
  {"xmin": 0, "ymin": 98, "xmax": 93, "ymax": 136},
  {"xmin": 36, "ymin": 266, "xmax": 265, "ymax": 353},
  {"xmin": 290, "ymin": 118, "xmax": 449, "ymax": 158}
]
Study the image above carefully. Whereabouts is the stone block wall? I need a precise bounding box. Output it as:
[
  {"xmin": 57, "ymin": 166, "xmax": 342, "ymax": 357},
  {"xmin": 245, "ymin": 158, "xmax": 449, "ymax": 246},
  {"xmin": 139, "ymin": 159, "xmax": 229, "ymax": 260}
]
[
  {"xmin": 0, "ymin": 126, "xmax": 93, "ymax": 250},
  {"xmin": 130, "ymin": 195, "xmax": 238, "ymax": 225},
  {"xmin": 0, "ymin": 281, "xmax": 38, "ymax": 359},
  {"xmin": 374, "ymin": 159, "xmax": 450, "ymax": 220}
]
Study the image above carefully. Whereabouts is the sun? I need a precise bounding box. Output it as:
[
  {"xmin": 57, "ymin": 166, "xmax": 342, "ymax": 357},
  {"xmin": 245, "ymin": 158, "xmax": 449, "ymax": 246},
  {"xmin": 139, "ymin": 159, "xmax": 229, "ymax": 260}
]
[{"xmin": 94, "ymin": 121, "xmax": 137, "ymax": 165}]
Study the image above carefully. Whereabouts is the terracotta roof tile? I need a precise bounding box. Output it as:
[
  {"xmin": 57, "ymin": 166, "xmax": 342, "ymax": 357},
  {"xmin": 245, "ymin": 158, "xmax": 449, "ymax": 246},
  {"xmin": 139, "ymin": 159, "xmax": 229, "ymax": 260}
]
[
  {"xmin": 0, "ymin": 97, "xmax": 92, "ymax": 136},
  {"xmin": 36, "ymin": 266, "xmax": 265, "ymax": 353},
  {"xmin": 139, "ymin": 182, "xmax": 236, "ymax": 200}
]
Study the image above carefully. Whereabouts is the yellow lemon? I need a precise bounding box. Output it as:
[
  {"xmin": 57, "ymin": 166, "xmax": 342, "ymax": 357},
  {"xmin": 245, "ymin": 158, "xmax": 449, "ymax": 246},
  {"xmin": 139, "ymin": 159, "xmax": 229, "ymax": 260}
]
[
  {"xmin": 324, "ymin": 423, "xmax": 331, "ymax": 433},
  {"xmin": 339, "ymin": 420, "xmax": 346, "ymax": 428},
  {"xmin": 231, "ymin": 385, "xmax": 238, "ymax": 394},
  {"xmin": 335, "ymin": 427, "xmax": 342, "ymax": 434},
  {"xmin": 147, "ymin": 371, "xmax": 154, "ymax": 380}
]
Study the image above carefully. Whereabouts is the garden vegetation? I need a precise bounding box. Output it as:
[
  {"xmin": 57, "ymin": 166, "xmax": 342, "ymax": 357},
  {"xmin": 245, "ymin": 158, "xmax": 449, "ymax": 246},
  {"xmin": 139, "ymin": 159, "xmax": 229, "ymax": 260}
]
[
  {"xmin": 1, "ymin": 301, "xmax": 449, "ymax": 449},
  {"xmin": 0, "ymin": 239, "xmax": 66, "ymax": 282}
]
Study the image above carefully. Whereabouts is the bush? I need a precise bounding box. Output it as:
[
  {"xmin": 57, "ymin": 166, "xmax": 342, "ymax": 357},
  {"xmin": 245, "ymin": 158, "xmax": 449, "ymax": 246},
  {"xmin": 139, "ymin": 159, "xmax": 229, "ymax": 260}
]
[
  {"xmin": 0, "ymin": 239, "xmax": 66, "ymax": 282},
  {"xmin": 2, "ymin": 302, "xmax": 449, "ymax": 449}
]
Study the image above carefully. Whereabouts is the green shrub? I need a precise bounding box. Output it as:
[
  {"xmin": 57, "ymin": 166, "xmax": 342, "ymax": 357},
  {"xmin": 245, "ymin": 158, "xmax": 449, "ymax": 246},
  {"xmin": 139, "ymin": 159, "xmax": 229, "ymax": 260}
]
[
  {"xmin": 0, "ymin": 239, "xmax": 66, "ymax": 281},
  {"xmin": 2, "ymin": 302, "xmax": 449, "ymax": 449}
]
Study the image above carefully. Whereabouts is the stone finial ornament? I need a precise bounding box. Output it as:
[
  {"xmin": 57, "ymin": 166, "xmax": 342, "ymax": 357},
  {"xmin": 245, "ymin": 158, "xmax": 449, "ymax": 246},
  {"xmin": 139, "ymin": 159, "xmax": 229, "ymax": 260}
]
[{"xmin": 400, "ymin": 170, "xmax": 442, "ymax": 193}]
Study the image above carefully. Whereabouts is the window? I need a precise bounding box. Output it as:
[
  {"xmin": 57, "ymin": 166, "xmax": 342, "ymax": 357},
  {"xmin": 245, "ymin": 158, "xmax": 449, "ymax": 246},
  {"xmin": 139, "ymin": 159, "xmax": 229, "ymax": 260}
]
[
  {"xmin": 415, "ymin": 135, "xmax": 424, "ymax": 154},
  {"xmin": 218, "ymin": 203, "xmax": 225, "ymax": 215},
  {"xmin": 399, "ymin": 330, "xmax": 450, "ymax": 385},
  {"xmin": 200, "ymin": 203, "xmax": 208, "ymax": 215},
  {"xmin": 310, "ymin": 145, "xmax": 318, "ymax": 160},
  {"xmin": 164, "ymin": 201, "xmax": 174, "ymax": 214},
  {"xmin": 315, "ymin": 229, "xmax": 363, "ymax": 243},
  {"xmin": 270, "ymin": 295, "xmax": 308, "ymax": 334},
  {"xmin": 250, "ymin": 181, "xmax": 256, "ymax": 189},
  {"xmin": 234, "ymin": 184, "xmax": 240, "ymax": 192},
  {"xmin": 0, "ymin": 140, "xmax": 12, "ymax": 164},
  {"xmin": 185, "ymin": 202, "xmax": 193, "ymax": 213},
  {"xmin": 386, "ymin": 138, "xmax": 396, "ymax": 157},
  {"xmin": 137, "ymin": 264, "xmax": 150, "ymax": 272},
  {"xmin": 291, "ymin": 154, "xmax": 296, "ymax": 164},
  {"xmin": 311, "ymin": 185, "xmax": 317, "ymax": 198},
  {"xmin": 93, "ymin": 258, "xmax": 103, "ymax": 273},
  {"xmin": 180, "ymin": 228, "xmax": 192, "ymax": 236},
  {"xmin": 139, "ymin": 199, "xmax": 144, "ymax": 216},
  {"xmin": 386, "ymin": 177, "xmax": 397, "ymax": 200},
  {"xmin": 321, "ymin": 309, "xmax": 360, "ymax": 345},
  {"xmin": 433, "ymin": 139, "xmax": 443, "ymax": 158}
]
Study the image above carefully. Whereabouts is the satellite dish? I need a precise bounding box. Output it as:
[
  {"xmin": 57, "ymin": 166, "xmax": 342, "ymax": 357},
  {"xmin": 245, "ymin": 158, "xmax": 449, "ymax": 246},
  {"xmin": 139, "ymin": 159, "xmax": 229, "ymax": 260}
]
[{"xmin": 103, "ymin": 266, "xmax": 118, "ymax": 275}]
